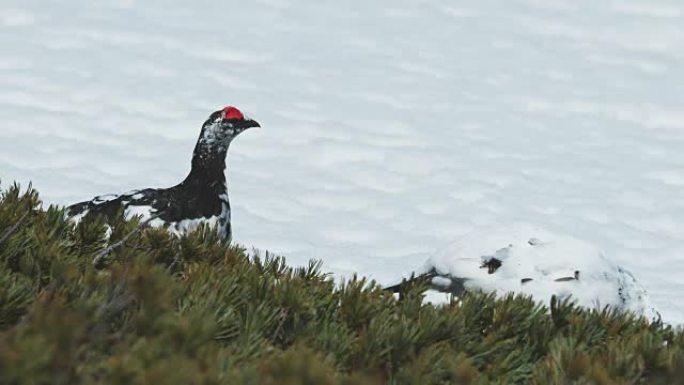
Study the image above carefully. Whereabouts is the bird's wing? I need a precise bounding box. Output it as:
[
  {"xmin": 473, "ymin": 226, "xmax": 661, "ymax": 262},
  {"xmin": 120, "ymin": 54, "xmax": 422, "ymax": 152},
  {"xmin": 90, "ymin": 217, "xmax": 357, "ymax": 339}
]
[{"xmin": 66, "ymin": 188, "xmax": 159, "ymax": 224}]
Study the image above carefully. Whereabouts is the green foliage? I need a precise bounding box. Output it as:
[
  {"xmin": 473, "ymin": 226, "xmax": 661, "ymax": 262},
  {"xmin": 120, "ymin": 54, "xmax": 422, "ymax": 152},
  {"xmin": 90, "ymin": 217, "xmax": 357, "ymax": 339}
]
[{"xmin": 0, "ymin": 182, "xmax": 683, "ymax": 384}]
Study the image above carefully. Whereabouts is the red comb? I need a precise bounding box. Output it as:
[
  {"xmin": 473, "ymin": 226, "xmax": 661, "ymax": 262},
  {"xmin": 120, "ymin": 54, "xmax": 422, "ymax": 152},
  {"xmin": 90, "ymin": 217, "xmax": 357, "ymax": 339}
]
[{"xmin": 223, "ymin": 106, "xmax": 244, "ymax": 120}]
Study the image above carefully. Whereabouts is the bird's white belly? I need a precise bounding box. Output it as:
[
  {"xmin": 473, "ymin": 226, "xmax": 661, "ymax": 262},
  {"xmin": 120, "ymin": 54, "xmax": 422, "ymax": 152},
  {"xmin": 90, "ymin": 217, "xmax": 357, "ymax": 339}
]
[
  {"xmin": 123, "ymin": 203, "xmax": 230, "ymax": 239},
  {"xmin": 124, "ymin": 205, "xmax": 157, "ymax": 222},
  {"xmin": 165, "ymin": 216, "xmax": 222, "ymax": 236}
]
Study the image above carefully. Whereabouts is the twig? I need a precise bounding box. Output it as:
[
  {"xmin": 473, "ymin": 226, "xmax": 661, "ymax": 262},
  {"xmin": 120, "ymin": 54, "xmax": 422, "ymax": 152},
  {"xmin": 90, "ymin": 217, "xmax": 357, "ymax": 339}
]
[
  {"xmin": 0, "ymin": 210, "xmax": 31, "ymax": 246},
  {"xmin": 92, "ymin": 213, "xmax": 162, "ymax": 268},
  {"xmin": 271, "ymin": 309, "xmax": 289, "ymax": 343}
]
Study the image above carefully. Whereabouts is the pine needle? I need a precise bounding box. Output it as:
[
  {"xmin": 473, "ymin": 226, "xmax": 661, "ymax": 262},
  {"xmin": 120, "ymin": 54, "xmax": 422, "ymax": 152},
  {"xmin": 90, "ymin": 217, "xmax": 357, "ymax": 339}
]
[{"xmin": 0, "ymin": 210, "xmax": 30, "ymax": 246}]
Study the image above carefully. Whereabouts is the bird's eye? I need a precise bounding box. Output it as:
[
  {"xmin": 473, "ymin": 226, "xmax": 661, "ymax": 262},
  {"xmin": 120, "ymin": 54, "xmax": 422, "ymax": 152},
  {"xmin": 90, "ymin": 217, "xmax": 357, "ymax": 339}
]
[{"xmin": 223, "ymin": 106, "xmax": 244, "ymax": 120}]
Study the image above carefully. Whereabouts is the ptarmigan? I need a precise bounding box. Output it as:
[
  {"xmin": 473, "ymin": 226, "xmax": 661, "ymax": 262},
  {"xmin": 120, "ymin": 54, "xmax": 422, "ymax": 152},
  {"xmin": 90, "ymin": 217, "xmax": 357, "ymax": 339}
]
[
  {"xmin": 67, "ymin": 106, "xmax": 260, "ymax": 242},
  {"xmin": 387, "ymin": 223, "xmax": 659, "ymax": 319}
]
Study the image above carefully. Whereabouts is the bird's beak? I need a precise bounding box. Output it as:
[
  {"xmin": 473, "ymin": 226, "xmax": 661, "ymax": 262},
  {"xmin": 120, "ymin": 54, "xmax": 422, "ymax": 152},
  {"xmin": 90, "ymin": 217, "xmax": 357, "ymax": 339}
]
[{"xmin": 243, "ymin": 114, "xmax": 260, "ymax": 128}]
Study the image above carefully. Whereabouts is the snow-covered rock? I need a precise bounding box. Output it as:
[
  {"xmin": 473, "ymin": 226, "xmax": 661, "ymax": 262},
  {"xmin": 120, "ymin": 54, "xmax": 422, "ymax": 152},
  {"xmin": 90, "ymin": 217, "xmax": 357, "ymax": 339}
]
[{"xmin": 418, "ymin": 223, "xmax": 659, "ymax": 319}]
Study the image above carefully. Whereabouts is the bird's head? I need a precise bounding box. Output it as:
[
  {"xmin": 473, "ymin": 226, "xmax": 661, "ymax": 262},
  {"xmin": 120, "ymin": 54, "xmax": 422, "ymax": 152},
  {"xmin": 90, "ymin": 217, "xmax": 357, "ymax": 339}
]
[{"xmin": 198, "ymin": 106, "xmax": 260, "ymax": 148}]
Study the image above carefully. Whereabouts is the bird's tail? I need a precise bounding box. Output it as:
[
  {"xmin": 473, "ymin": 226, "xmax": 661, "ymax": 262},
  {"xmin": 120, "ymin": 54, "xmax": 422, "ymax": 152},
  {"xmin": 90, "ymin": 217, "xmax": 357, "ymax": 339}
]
[{"xmin": 382, "ymin": 271, "xmax": 438, "ymax": 293}]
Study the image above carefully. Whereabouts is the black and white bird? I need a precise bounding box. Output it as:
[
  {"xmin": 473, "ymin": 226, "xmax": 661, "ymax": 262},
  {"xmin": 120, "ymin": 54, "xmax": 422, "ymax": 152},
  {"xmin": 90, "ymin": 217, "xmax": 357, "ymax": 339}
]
[
  {"xmin": 67, "ymin": 106, "xmax": 260, "ymax": 242},
  {"xmin": 387, "ymin": 223, "xmax": 659, "ymax": 319}
]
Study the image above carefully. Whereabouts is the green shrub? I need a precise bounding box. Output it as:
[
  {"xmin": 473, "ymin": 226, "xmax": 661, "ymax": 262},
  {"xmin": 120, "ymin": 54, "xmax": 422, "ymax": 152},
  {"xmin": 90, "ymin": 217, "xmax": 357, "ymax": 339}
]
[{"xmin": 0, "ymin": 183, "xmax": 682, "ymax": 384}]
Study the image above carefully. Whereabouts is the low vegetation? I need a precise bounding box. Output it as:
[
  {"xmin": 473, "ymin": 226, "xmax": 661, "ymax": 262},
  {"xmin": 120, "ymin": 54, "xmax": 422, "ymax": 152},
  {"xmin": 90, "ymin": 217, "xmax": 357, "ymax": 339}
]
[{"xmin": 0, "ymin": 183, "xmax": 683, "ymax": 384}]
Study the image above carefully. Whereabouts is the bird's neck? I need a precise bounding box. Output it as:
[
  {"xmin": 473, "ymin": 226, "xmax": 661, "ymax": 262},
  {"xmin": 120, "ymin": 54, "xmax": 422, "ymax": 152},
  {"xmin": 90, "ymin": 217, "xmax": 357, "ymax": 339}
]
[{"xmin": 182, "ymin": 142, "xmax": 229, "ymax": 192}]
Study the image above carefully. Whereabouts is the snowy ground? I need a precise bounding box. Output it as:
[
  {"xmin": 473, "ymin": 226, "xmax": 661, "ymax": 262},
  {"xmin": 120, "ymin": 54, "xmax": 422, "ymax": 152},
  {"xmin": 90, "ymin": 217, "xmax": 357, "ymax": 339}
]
[{"xmin": 1, "ymin": 1, "xmax": 683, "ymax": 323}]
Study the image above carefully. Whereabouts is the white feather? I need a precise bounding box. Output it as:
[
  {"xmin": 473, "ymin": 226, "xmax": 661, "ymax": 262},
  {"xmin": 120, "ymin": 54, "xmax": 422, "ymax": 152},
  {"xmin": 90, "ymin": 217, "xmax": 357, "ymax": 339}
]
[{"xmin": 422, "ymin": 223, "xmax": 659, "ymax": 319}]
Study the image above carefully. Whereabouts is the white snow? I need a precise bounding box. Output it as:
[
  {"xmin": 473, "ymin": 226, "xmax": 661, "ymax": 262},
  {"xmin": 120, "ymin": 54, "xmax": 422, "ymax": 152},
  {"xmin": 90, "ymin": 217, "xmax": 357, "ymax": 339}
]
[{"xmin": 1, "ymin": 0, "xmax": 683, "ymax": 323}]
